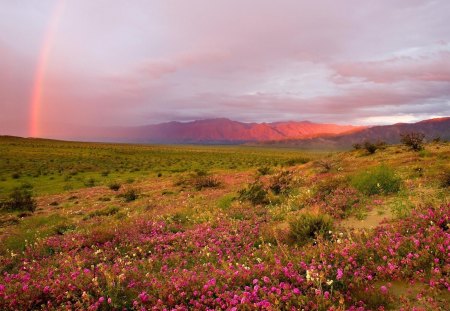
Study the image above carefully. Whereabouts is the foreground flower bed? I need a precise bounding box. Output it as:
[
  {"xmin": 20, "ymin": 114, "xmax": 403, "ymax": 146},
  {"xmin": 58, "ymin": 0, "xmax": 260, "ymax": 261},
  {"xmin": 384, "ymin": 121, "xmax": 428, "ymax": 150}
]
[{"xmin": 0, "ymin": 204, "xmax": 449, "ymax": 310}]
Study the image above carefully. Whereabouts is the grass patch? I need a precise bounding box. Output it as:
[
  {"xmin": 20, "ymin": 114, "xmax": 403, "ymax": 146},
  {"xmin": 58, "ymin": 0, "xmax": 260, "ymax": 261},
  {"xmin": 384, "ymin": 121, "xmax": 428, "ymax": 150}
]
[
  {"xmin": 217, "ymin": 194, "xmax": 235, "ymax": 210},
  {"xmin": 1, "ymin": 214, "xmax": 74, "ymax": 253},
  {"xmin": 289, "ymin": 213, "xmax": 333, "ymax": 246},
  {"xmin": 83, "ymin": 206, "xmax": 120, "ymax": 220},
  {"xmin": 351, "ymin": 165, "xmax": 401, "ymax": 195}
]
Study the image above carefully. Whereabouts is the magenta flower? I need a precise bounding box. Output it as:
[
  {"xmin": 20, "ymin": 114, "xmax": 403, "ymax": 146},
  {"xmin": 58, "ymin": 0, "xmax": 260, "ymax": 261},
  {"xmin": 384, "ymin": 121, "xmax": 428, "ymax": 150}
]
[
  {"xmin": 138, "ymin": 291, "xmax": 149, "ymax": 302},
  {"xmin": 336, "ymin": 268, "xmax": 343, "ymax": 280}
]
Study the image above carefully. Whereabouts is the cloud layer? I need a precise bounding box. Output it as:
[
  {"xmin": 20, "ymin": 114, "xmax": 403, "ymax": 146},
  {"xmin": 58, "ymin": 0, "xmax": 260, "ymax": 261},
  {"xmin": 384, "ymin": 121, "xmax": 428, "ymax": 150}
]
[{"xmin": 0, "ymin": 0, "xmax": 449, "ymax": 137}]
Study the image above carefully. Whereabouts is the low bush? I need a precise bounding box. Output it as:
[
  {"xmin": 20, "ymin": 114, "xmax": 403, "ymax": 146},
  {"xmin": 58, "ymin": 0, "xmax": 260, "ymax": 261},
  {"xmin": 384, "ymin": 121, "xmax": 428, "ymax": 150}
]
[
  {"xmin": 316, "ymin": 159, "xmax": 334, "ymax": 172},
  {"xmin": 175, "ymin": 171, "xmax": 221, "ymax": 190},
  {"xmin": 120, "ymin": 188, "xmax": 139, "ymax": 202},
  {"xmin": 269, "ymin": 170, "xmax": 296, "ymax": 195},
  {"xmin": 193, "ymin": 175, "xmax": 221, "ymax": 190},
  {"xmin": 364, "ymin": 141, "xmax": 378, "ymax": 154},
  {"xmin": 351, "ymin": 165, "xmax": 401, "ymax": 195},
  {"xmin": 257, "ymin": 166, "xmax": 272, "ymax": 176},
  {"xmin": 0, "ymin": 188, "xmax": 37, "ymax": 213},
  {"xmin": 84, "ymin": 178, "xmax": 96, "ymax": 187},
  {"xmin": 440, "ymin": 168, "xmax": 450, "ymax": 188},
  {"xmin": 108, "ymin": 182, "xmax": 121, "ymax": 191},
  {"xmin": 400, "ymin": 132, "xmax": 425, "ymax": 151},
  {"xmin": 238, "ymin": 180, "xmax": 269, "ymax": 205},
  {"xmin": 289, "ymin": 213, "xmax": 333, "ymax": 245}
]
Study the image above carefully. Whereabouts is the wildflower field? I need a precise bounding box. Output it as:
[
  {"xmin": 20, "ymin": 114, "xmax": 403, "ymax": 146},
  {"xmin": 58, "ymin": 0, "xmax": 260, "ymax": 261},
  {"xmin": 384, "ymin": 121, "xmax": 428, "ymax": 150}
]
[{"xmin": 0, "ymin": 137, "xmax": 449, "ymax": 310}]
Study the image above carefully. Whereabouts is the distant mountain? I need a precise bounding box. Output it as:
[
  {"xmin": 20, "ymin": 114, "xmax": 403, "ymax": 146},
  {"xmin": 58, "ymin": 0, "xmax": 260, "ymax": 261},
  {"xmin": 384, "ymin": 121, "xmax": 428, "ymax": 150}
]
[
  {"xmin": 106, "ymin": 118, "xmax": 364, "ymax": 143},
  {"xmin": 260, "ymin": 117, "xmax": 450, "ymax": 149}
]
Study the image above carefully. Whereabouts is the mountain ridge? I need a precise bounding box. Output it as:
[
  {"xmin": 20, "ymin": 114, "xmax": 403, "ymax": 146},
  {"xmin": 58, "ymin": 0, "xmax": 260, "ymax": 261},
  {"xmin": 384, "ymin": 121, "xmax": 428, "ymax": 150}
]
[{"xmin": 109, "ymin": 118, "xmax": 365, "ymax": 143}]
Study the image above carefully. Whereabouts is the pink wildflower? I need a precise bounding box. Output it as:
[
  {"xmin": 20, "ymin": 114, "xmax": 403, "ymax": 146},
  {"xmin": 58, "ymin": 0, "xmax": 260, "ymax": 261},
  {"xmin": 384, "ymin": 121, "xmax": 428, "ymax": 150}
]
[
  {"xmin": 138, "ymin": 291, "xmax": 149, "ymax": 302},
  {"xmin": 336, "ymin": 268, "xmax": 343, "ymax": 280}
]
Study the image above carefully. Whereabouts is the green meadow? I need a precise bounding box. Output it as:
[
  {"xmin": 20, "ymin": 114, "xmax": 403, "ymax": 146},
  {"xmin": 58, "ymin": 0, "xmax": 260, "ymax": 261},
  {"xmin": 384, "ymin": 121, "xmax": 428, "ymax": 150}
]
[{"xmin": 0, "ymin": 136, "xmax": 315, "ymax": 197}]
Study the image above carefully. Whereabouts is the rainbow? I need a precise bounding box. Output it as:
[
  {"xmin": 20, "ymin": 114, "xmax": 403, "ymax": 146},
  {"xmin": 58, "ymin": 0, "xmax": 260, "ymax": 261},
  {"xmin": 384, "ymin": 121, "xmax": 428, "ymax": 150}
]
[{"xmin": 29, "ymin": 0, "xmax": 66, "ymax": 137}]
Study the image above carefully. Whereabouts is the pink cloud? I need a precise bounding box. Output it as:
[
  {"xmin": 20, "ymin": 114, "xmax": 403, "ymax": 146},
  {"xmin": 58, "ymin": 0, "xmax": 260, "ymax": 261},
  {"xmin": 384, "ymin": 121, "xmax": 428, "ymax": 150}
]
[
  {"xmin": 0, "ymin": 0, "xmax": 450, "ymax": 138},
  {"xmin": 333, "ymin": 51, "xmax": 450, "ymax": 83}
]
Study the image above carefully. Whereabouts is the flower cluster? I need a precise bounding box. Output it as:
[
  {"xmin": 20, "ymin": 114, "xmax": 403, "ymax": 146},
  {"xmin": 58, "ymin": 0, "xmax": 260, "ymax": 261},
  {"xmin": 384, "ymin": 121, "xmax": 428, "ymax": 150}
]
[{"xmin": 0, "ymin": 203, "xmax": 448, "ymax": 310}]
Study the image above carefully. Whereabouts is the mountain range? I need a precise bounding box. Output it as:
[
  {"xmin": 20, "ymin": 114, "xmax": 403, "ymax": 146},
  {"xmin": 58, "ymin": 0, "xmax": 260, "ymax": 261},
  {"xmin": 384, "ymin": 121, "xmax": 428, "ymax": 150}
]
[
  {"xmin": 10, "ymin": 117, "xmax": 448, "ymax": 147},
  {"xmin": 106, "ymin": 118, "xmax": 364, "ymax": 144},
  {"xmin": 99, "ymin": 117, "xmax": 449, "ymax": 147}
]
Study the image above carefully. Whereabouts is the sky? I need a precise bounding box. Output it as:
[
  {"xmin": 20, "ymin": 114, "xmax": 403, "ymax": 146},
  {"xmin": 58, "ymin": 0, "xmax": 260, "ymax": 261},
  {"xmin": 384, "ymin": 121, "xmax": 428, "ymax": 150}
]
[{"xmin": 0, "ymin": 0, "xmax": 449, "ymax": 138}]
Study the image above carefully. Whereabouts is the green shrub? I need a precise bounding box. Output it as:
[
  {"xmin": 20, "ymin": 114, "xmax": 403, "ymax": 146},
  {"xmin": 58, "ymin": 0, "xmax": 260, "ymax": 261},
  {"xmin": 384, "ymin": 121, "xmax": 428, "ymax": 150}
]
[
  {"xmin": 257, "ymin": 166, "xmax": 272, "ymax": 176},
  {"xmin": 108, "ymin": 182, "xmax": 121, "ymax": 191},
  {"xmin": 193, "ymin": 175, "xmax": 221, "ymax": 190},
  {"xmin": 84, "ymin": 178, "xmax": 96, "ymax": 187},
  {"xmin": 351, "ymin": 165, "xmax": 401, "ymax": 195},
  {"xmin": 289, "ymin": 213, "xmax": 333, "ymax": 245},
  {"xmin": 120, "ymin": 188, "xmax": 139, "ymax": 202},
  {"xmin": 400, "ymin": 132, "xmax": 425, "ymax": 151},
  {"xmin": 238, "ymin": 180, "xmax": 269, "ymax": 205},
  {"xmin": 364, "ymin": 141, "xmax": 378, "ymax": 154},
  {"xmin": 269, "ymin": 170, "xmax": 296, "ymax": 195},
  {"xmin": 0, "ymin": 188, "xmax": 37, "ymax": 212}
]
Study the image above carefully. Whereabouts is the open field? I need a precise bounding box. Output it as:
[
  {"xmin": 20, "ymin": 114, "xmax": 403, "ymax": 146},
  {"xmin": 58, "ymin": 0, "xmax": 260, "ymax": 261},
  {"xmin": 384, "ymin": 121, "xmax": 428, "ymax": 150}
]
[{"xmin": 0, "ymin": 137, "xmax": 449, "ymax": 310}]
